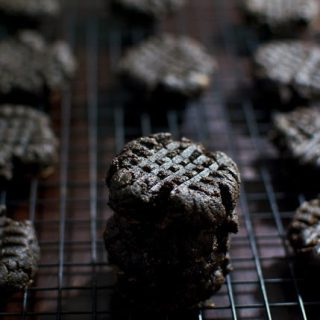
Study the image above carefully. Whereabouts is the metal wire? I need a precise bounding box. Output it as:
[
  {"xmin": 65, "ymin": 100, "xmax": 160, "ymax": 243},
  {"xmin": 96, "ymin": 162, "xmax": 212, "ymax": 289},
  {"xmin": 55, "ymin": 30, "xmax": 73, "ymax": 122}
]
[{"xmin": 1, "ymin": 0, "xmax": 320, "ymax": 319}]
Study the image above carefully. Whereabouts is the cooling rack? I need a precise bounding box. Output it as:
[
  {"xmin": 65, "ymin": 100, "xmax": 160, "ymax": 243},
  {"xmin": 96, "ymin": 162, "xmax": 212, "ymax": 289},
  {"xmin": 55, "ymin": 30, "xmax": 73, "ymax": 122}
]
[{"xmin": 1, "ymin": 0, "xmax": 320, "ymax": 319}]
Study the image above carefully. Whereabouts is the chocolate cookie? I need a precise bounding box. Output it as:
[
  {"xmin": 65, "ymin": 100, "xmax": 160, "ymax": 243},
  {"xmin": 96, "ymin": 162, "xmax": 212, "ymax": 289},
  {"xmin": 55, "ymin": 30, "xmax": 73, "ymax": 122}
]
[
  {"xmin": 271, "ymin": 106, "xmax": 320, "ymax": 169},
  {"xmin": 288, "ymin": 197, "xmax": 320, "ymax": 263},
  {"xmin": 0, "ymin": 205, "xmax": 40, "ymax": 290},
  {"xmin": 0, "ymin": 104, "xmax": 58, "ymax": 182},
  {"xmin": 112, "ymin": 0, "xmax": 185, "ymax": 21},
  {"xmin": 254, "ymin": 41, "xmax": 320, "ymax": 105},
  {"xmin": 105, "ymin": 213, "xmax": 232, "ymax": 310},
  {"xmin": 105, "ymin": 133, "xmax": 240, "ymax": 310},
  {"xmin": 0, "ymin": 30, "xmax": 76, "ymax": 104},
  {"xmin": 107, "ymin": 133, "xmax": 240, "ymax": 226},
  {"xmin": 243, "ymin": 0, "xmax": 319, "ymax": 33},
  {"xmin": 119, "ymin": 34, "xmax": 216, "ymax": 100}
]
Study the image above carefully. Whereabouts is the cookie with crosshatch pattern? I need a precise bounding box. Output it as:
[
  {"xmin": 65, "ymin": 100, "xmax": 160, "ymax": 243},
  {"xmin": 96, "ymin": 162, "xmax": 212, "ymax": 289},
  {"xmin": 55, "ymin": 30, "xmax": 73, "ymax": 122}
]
[
  {"xmin": 119, "ymin": 34, "xmax": 216, "ymax": 99},
  {"xmin": 288, "ymin": 197, "xmax": 320, "ymax": 262},
  {"xmin": 0, "ymin": 104, "xmax": 58, "ymax": 182},
  {"xmin": 243, "ymin": 0, "xmax": 319, "ymax": 31},
  {"xmin": 0, "ymin": 30, "xmax": 76, "ymax": 104},
  {"xmin": 105, "ymin": 132, "xmax": 240, "ymax": 309},
  {"xmin": 271, "ymin": 106, "xmax": 320, "ymax": 169},
  {"xmin": 107, "ymin": 132, "xmax": 240, "ymax": 227},
  {"xmin": 0, "ymin": 205, "xmax": 40, "ymax": 290},
  {"xmin": 112, "ymin": 0, "xmax": 185, "ymax": 21},
  {"xmin": 254, "ymin": 41, "xmax": 320, "ymax": 105}
]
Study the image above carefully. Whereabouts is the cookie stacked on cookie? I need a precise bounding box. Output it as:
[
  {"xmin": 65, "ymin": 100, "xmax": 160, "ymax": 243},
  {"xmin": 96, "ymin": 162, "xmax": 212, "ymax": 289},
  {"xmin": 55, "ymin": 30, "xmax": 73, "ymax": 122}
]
[{"xmin": 104, "ymin": 133, "xmax": 240, "ymax": 310}]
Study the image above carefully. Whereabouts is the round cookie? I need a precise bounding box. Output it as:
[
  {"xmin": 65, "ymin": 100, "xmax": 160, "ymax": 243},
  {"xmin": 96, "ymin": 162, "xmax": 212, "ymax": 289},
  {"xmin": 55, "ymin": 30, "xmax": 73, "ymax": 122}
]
[
  {"xmin": 0, "ymin": 104, "xmax": 58, "ymax": 182},
  {"xmin": 242, "ymin": 0, "xmax": 319, "ymax": 33},
  {"xmin": 272, "ymin": 106, "xmax": 320, "ymax": 169},
  {"xmin": 0, "ymin": 205, "xmax": 40, "ymax": 290},
  {"xmin": 288, "ymin": 197, "xmax": 320, "ymax": 263},
  {"xmin": 107, "ymin": 133, "xmax": 240, "ymax": 227},
  {"xmin": 254, "ymin": 41, "xmax": 320, "ymax": 105},
  {"xmin": 0, "ymin": 30, "xmax": 76, "ymax": 104},
  {"xmin": 119, "ymin": 34, "xmax": 216, "ymax": 100}
]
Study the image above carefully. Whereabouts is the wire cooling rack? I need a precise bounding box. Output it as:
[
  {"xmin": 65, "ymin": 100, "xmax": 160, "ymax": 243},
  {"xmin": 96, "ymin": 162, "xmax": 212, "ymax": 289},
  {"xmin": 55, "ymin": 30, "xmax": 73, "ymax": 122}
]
[{"xmin": 1, "ymin": 0, "xmax": 320, "ymax": 319}]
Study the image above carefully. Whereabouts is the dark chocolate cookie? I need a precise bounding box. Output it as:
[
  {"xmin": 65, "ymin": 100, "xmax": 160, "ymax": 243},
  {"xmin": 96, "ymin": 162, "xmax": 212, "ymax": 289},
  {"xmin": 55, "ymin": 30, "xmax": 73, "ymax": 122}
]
[
  {"xmin": 288, "ymin": 197, "xmax": 320, "ymax": 263},
  {"xmin": 0, "ymin": 205, "xmax": 40, "ymax": 290},
  {"xmin": 243, "ymin": 0, "xmax": 319, "ymax": 31},
  {"xmin": 107, "ymin": 133, "xmax": 240, "ymax": 227},
  {"xmin": 254, "ymin": 41, "xmax": 320, "ymax": 105},
  {"xmin": 0, "ymin": 104, "xmax": 58, "ymax": 181},
  {"xmin": 0, "ymin": 30, "xmax": 76, "ymax": 104},
  {"xmin": 105, "ymin": 213, "xmax": 232, "ymax": 310},
  {"xmin": 105, "ymin": 133, "xmax": 240, "ymax": 310},
  {"xmin": 271, "ymin": 106, "xmax": 320, "ymax": 169},
  {"xmin": 112, "ymin": 0, "xmax": 185, "ymax": 21},
  {"xmin": 119, "ymin": 34, "xmax": 216, "ymax": 99}
]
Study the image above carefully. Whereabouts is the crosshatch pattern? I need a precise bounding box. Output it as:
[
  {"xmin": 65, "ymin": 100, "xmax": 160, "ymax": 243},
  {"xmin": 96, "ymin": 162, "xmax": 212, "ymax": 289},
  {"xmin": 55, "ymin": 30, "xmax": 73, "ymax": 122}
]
[{"xmin": 0, "ymin": 0, "xmax": 320, "ymax": 319}]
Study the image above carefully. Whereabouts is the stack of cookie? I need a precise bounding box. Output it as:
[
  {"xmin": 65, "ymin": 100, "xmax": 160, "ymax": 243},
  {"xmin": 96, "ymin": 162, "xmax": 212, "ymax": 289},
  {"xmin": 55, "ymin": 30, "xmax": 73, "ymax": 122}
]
[{"xmin": 104, "ymin": 133, "xmax": 241, "ymax": 310}]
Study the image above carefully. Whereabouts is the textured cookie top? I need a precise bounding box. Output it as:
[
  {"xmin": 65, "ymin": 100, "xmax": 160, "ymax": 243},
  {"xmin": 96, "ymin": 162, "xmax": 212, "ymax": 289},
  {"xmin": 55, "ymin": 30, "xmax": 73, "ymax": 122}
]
[
  {"xmin": 244, "ymin": 0, "xmax": 318, "ymax": 27},
  {"xmin": 107, "ymin": 133, "xmax": 240, "ymax": 227},
  {"xmin": 255, "ymin": 41, "xmax": 320, "ymax": 99},
  {"xmin": 0, "ymin": 205, "xmax": 40, "ymax": 290},
  {"xmin": 119, "ymin": 34, "xmax": 216, "ymax": 97},
  {"xmin": 288, "ymin": 197, "xmax": 320, "ymax": 261},
  {"xmin": 272, "ymin": 107, "xmax": 320, "ymax": 167},
  {"xmin": 0, "ymin": 31, "xmax": 76, "ymax": 96},
  {"xmin": 0, "ymin": 104, "xmax": 58, "ymax": 181},
  {"xmin": 114, "ymin": 0, "xmax": 185, "ymax": 19},
  {"xmin": 0, "ymin": 0, "xmax": 59, "ymax": 17}
]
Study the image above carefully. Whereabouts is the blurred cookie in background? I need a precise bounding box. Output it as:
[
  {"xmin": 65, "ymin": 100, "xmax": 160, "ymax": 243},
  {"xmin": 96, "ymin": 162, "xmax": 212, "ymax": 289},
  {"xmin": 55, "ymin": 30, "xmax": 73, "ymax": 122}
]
[
  {"xmin": 118, "ymin": 34, "xmax": 216, "ymax": 107},
  {"xmin": 253, "ymin": 41, "xmax": 320, "ymax": 108},
  {"xmin": 242, "ymin": 0, "xmax": 319, "ymax": 37},
  {"xmin": 0, "ymin": 30, "xmax": 76, "ymax": 105}
]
